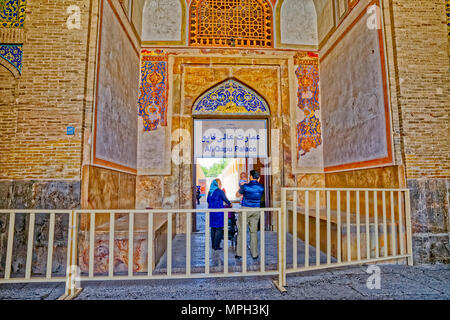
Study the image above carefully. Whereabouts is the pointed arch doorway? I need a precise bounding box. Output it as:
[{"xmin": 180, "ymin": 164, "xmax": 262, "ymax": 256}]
[{"xmin": 191, "ymin": 79, "xmax": 273, "ymax": 232}]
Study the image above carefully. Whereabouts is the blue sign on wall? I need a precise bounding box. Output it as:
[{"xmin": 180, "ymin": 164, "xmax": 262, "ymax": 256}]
[{"xmin": 67, "ymin": 126, "xmax": 75, "ymax": 135}]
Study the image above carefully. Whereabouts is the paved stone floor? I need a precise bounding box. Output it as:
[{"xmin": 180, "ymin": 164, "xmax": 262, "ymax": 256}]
[
  {"xmin": 154, "ymin": 231, "xmax": 331, "ymax": 274},
  {"xmin": 0, "ymin": 264, "xmax": 448, "ymax": 300},
  {"xmin": 168, "ymin": 203, "xmax": 332, "ymax": 274}
]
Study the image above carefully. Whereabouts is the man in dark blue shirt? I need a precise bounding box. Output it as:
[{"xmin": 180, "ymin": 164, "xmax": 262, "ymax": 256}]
[{"xmin": 235, "ymin": 170, "xmax": 264, "ymax": 259}]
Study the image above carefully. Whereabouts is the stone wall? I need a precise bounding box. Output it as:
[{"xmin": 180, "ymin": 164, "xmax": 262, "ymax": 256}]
[
  {"xmin": 389, "ymin": 0, "xmax": 450, "ymax": 263},
  {"xmin": 0, "ymin": 180, "xmax": 80, "ymax": 276},
  {"xmin": 0, "ymin": 211, "xmax": 70, "ymax": 277},
  {"xmin": 408, "ymin": 179, "xmax": 449, "ymax": 263}
]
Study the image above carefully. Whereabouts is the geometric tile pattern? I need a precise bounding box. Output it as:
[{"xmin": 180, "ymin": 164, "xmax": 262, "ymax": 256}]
[
  {"xmin": 0, "ymin": 0, "xmax": 26, "ymax": 28},
  {"xmin": 189, "ymin": 0, "xmax": 273, "ymax": 48},
  {"xmin": 294, "ymin": 52, "xmax": 321, "ymax": 158},
  {"xmin": 0, "ymin": 43, "xmax": 23, "ymax": 73},
  {"xmin": 193, "ymin": 79, "xmax": 270, "ymax": 115},
  {"xmin": 447, "ymin": 0, "xmax": 450, "ymax": 38},
  {"xmin": 138, "ymin": 49, "xmax": 168, "ymax": 131}
]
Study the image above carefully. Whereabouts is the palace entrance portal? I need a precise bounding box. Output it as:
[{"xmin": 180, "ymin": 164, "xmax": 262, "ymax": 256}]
[{"xmin": 192, "ymin": 118, "xmax": 273, "ymax": 232}]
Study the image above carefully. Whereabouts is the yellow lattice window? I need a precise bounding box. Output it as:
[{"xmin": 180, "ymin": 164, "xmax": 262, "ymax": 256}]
[{"xmin": 189, "ymin": 0, "xmax": 273, "ymax": 48}]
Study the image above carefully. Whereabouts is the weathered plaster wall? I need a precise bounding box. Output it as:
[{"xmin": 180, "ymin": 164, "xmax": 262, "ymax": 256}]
[
  {"xmin": 142, "ymin": 0, "xmax": 182, "ymax": 42},
  {"xmin": 280, "ymin": 0, "xmax": 318, "ymax": 46},
  {"xmin": 132, "ymin": 0, "xmax": 145, "ymax": 39},
  {"xmin": 313, "ymin": 0, "xmax": 335, "ymax": 44},
  {"xmin": 320, "ymin": 12, "xmax": 389, "ymax": 170},
  {"xmin": 95, "ymin": 0, "xmax": 139, "ymax": 170},
  {"xmin": 178, "ymin": 56, "xmax": 286, "ymax": 211},
  {"xmin": 138, "ymin": 126, "xmax": 170, "ymax": 173}
]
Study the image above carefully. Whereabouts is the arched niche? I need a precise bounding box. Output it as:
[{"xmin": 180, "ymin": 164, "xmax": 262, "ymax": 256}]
[
  {"xmin": 0, "ymin": 44, "xmax": 23, "ymax": 78},
  {"xmin": 275, "ymin": 0, "xmax": 336, "ymax": 48},
  {"xmin": 0, "ymin": 64, "xmax": 18, "ymax": 106},
  {"xmin": 278, "ymin": 0, "xmax": 318, "ymax": 47},
  {"xmin": 313, "ymin": 0, "xmax": 335, "ymax": 44},
  {"xmin": 0, "ymin": 56, "xmax": 20, "ymax": 78},
  {"xmin": 141, "ymin": 0, "xmax": 186, "ymax": 45}
]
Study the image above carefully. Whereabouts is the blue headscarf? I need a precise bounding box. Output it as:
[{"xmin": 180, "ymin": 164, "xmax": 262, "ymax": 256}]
[{"xmin": 208, "ymin": 179, "xmax": 219, "ymax": 196}]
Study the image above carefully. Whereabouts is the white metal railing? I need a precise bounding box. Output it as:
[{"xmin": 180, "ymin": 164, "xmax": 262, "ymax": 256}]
[
  {"xmin": 0, "ymin": 208, "xmax": 282, "ymax": 296},
  {"xmin": 72, "ymin": 208, "xmax": 281, "ymax": 282},
  {"xmin": 0, "ymin": 188, "xmax": 413, "ymax": 295},
  {"xmin": 280, "ymin": 188, "xmax": 413, "ymax": 287}
]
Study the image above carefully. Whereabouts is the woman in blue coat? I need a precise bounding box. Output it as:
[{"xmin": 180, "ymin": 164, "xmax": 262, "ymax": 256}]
[{"xmin": 207, "ymin": 179, "xmax": 232, "ymax": 250}]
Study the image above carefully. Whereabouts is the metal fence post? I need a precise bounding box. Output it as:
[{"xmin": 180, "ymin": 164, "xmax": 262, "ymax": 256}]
[
  {"xmin": 60, "ymin": 210, "xmax": 82, "ymax": 300},
  {"xmin": 273, "ymin": 189, "xmax": 287, "ymax": 293},
  {"xmin": 404, "ymin": 191, "xmax": 414, "ymax": 266},
  {"xmin": 281, "ymin": 197, "xmax": 287, "ymax": 287},
  {"xmin": 63, "ymin": 211, "xmax": 74, "ymax": 298}
]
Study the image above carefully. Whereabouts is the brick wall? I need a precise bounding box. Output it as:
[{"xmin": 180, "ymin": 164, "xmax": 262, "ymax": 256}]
[
  {"xmin": 391, "ymin": 0, "xmax": 449, "ymax": 179},
  {"xmin": 390, "ymin": 0, "xmax": 450, "ymax": 263},
  {"xmin": 0, "ymin": 0, "xmax": 92, "ymax": 180}
]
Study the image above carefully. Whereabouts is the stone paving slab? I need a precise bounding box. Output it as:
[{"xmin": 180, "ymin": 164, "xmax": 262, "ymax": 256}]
[{"xmin": 0, "ymin": 282, "xmax": 65, "ymax": 300}]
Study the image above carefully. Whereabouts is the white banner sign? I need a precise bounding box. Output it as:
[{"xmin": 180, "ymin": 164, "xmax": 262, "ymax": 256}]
[{"xmin": 194, "ymin": 119, "xmax": 268, "ymax": 158}]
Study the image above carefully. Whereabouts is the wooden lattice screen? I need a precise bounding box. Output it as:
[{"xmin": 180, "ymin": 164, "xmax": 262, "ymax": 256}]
[{"xmin": 189, "ymin": 0, "xmax": 273, "ymax": 48}]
